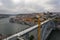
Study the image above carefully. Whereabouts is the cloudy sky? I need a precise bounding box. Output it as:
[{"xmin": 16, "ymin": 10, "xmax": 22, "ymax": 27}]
[{"xmin": 0, "ymin": 0, "xmax": 60, "ymax": 14}]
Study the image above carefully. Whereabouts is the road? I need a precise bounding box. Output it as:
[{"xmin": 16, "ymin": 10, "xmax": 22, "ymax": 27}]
[{"xmin": 0, "ymin": 16, "xmax": 30, "ymax": 36}]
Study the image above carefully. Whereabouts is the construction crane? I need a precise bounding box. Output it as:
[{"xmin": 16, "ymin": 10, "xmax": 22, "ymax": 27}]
[{"xmin": 36, "ymin": 15, "xmax": 41, "ymax": 40}]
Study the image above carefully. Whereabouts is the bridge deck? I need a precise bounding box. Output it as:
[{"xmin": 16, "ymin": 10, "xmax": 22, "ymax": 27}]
[{"xmin": 46, "ymin": 29, "xmax": 60, "ymax": 40}]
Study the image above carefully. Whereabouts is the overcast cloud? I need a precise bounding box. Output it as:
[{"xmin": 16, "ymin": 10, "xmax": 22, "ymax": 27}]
[{"xmin": 0, "ymin": 0, "xmax": 60, "ymax": 14}]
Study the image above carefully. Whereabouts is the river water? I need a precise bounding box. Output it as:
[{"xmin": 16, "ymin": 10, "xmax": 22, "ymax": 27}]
[{"xmin": 0, "ymin": 16, "xmax": 30, "ymax": 36}]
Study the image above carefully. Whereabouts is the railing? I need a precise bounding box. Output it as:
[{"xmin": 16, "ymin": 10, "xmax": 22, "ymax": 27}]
[{"xmin": 3, "ymin": 18, "xmax": 56, "ymax": 40}]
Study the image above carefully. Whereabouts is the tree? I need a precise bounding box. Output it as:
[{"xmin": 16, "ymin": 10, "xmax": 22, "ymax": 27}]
[{"xmin": 29, "ymin": 35, "xmax": 34, "ymax": 40}]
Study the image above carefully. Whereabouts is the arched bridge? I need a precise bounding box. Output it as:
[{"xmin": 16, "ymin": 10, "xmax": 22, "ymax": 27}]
[{"xmin": 3, "ymin": 17, "xmax": 57, "ymax": 40}]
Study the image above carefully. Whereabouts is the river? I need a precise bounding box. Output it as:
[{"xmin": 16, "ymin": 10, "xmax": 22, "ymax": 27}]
[{"xmin": 0, "ymin": 16, "xmax": 30, "ymax": 36}]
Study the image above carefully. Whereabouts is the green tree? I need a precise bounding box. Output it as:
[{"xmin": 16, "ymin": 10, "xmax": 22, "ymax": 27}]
[{"xmin": 29, "ymin": 35, "xmax": 34, "ymax": 40}]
